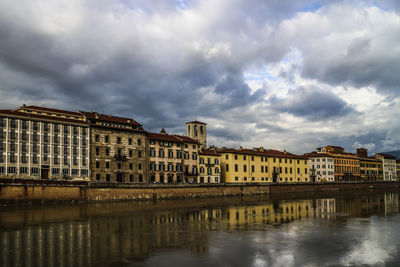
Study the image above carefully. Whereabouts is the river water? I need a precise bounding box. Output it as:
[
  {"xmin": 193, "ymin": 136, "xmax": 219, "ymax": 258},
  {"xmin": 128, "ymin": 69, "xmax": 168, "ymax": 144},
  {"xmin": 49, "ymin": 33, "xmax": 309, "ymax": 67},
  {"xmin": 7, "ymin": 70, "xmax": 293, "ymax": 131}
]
[{"xmin": 1, "ymin": 191, "xmax": 400, "ymax": 267}]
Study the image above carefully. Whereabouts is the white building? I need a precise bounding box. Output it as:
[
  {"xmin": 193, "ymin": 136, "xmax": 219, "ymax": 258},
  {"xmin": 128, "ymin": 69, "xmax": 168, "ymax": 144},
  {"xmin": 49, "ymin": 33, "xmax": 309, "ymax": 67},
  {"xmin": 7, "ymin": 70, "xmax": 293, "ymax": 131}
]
[
  {"xmin": 375, "ymin": 153, "xmax": 397, "ymax": 181},
  {"xmin": 306, "ymin": 153, "xmax": 335, "ymax": 182},
  {"xmin": 0, "ymin": 105, "xmax": 90, "ymax": 180}
]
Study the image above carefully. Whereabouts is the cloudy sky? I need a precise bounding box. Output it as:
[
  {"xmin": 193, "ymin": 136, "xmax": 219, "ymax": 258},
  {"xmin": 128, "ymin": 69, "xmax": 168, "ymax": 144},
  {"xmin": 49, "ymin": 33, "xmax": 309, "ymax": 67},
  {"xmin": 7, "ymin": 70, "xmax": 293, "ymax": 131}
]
[{"xmin": 0, "ymin": 0, "xmax": 399, "ymax": 154}]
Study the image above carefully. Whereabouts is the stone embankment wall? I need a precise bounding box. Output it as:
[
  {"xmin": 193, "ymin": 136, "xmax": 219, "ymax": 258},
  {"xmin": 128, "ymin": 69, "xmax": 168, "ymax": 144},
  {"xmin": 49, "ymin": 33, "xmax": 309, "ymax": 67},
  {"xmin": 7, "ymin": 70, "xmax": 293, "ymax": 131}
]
[
  {"xmin": 0, "ymin": 179, "xmax": 399, "ymax": 202},
  {"xmin": 0, "ymin": 180, "xmax": 270, "ymax": 202}
]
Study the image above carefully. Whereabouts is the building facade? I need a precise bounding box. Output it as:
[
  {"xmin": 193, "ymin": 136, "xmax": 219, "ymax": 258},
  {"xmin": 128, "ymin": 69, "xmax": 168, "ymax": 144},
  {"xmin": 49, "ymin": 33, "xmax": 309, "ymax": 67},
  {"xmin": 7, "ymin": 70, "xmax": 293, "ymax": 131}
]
[
  {"xmin": 356, "ymin": 148, "xmax": 382, "ymax": 181},
  {"xmin": 198, "ymin": 148, "xmax": 221, "ymax": 183},
  {"xmin": 0, "ymin": 105, "xmax": 89, "ymax": 180},
  {"xmin": 375, "ymin": 153, "xmax": 397, "ymax": 181},
  {"xmin": 305, "ymin": 153, "xmax": 335, "ymax": 182},
  {"xmin": 147, "ymin": 130, "xmax": 200, "ymax": 183},
  {"xmin": 218, "ymin": 147, "xmax": 309, "ymax": 183},
  {"xmin": 82, "ymin": 112, "xmax": 147, "ymax": 183},
  {"xmin": 317, "ymin": 146, "xmax": 360, "ymax": 181}
]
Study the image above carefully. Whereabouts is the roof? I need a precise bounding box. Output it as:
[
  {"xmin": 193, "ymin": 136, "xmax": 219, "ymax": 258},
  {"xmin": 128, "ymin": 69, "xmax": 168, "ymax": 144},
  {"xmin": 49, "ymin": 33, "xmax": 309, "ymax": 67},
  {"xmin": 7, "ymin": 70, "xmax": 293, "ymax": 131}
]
[
  {"xmin": 376, "ymin": 153, "xmax": 397, "ymax": 159},
  {"xmin": 327, "ymin": 145, "xmax": 344, "ymax": 149},
  {"xmin": 199, "ymin": 149, "xmax": 221, "ymax": 156},
  {"xmin": 303, "ymin": 152, "xmax": 333, "ymax": 158},
  {"xmin": 19, "ymin": 105, "xmax": 82, "ymax": 116},
  {"xmin": 0, "ymin": 109, "xmax": 88, "ymax": 125},
  {"xmin": 146, "ymin": 132, "xmax": 183, "ymax": 142},
  {"xmin": 173, "ymin": 135, "xmax": 199, "ymax": 144},
  {"xmin": 80, "ymin": 111, "xmax": 142, "ymax": 127},
  {"xmin": 186, "ymin": 121, "xmax": 207, "ymax": 125},
  {"xmin": 217, "ymin": 147, "xmax": 307, "ymax": 159}
]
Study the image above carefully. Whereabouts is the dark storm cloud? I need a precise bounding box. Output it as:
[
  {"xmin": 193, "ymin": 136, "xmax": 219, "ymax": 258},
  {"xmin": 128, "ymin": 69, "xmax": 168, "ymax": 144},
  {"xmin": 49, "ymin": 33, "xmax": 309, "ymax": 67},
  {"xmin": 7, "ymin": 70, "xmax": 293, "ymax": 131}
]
[
  {"xmin": 0, "ymin": 0, "xmax": 399, "ymax": 152},
  {"xmin": 270, "ymin": 87, "xmax": 357, "ymax": 120}
]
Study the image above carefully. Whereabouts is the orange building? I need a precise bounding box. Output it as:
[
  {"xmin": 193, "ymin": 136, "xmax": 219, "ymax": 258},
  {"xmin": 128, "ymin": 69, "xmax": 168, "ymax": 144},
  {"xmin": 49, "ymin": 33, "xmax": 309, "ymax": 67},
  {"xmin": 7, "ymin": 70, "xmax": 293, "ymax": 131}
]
[{"xmin": 317, "ymin": 145, "xmax": 360, "ymax": 181}]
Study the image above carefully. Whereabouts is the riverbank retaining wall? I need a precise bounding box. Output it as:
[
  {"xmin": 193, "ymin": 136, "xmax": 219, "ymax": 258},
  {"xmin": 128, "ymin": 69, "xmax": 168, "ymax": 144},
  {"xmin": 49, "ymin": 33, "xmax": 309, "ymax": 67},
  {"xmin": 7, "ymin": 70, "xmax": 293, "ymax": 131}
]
[{"xmin": 0, "ymin": 180, "xmax": 399, "ymax": 202}]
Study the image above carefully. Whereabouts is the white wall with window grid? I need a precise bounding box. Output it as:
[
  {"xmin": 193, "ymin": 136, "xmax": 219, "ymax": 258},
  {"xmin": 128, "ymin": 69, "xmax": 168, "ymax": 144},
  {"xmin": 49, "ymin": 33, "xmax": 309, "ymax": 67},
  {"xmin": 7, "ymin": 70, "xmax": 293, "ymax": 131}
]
[
  {"xmin": 0, "ymin": 116, "xmax": 89, "ymax": 178},
  {"xmin": 308, "ymin": 157, "xmax": 335, "ymax": 182}
]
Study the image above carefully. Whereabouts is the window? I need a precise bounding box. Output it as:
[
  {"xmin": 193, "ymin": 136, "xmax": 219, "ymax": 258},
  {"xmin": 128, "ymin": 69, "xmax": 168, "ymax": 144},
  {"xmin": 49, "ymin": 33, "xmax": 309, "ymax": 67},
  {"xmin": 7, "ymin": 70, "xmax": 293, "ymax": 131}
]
[
  {"xmin": 128, "ymin": 138, "xmax": 132, "ymax": 145},
  {"xmin": 105, "ymin": 148, "xmax": 110, "ymax": 156},
  {"xmin": 261, "ymin": 166, "xmax": 264, "ymax": 173},
  {"xmin": 138, "ymin": 150, "xmax": 142, "ymax": 158},
  {"xmin": 243, "ymin": 155, "xmax": 246, "ymax": 160},
  {"xmin": 215, "ymin": 167, "xmax": 219, "ymax": 174},
  {"xmin": 54, "ymin": 157, "xmax": 59, "ymax": 165},
  {"xmin": 243, "ymin": 165, "xmax": 247, "ymax": 172},
  {"xmin": 215, "ymin": 159, "xmax": 219, "ymax": 164},
  {"xmin": 96, "ymin": 147, "xmax": 100, "ymax": 156},
  {"xmin": 9, "ymin": 153, "xmax": 16, "ymax": 163},
  {"xmin": 117, "ymin": 137, "xmax": 121, "ymax": 144},
  {"xmin": 96, "ymin": 161, "xmax": 100, "ymax": 168},
  {"xmin": 129, "ymin": 150, "xmax": 133, "ymax": 157},
  {"xmin": 52, "ymin": 168, "xmax": 59, "ymax": 175},
  {"xmin": 200, "ymin": 158, "xmax": 204, "ymax": 164},
  {"xmin": 234, "ymin": 164, "xmax": 238, "ymax": 172},
  {"xmin": 192, "ymin": 153, "xmax": 197, "ymax": 160},
  {"xmin": 96, "ymin": 174, "xmax": 101, "ymax": 181},
  {"xmin": 105, "ymin": 135, "xmax": 109, "ymax": 143},
  {"xmin": 138, "ymin": 139, "xmax": 141, "ymax": 146},
  {"xmin": 251, "ymin": 156, "xmax": 254, "ymax": 161},
  {"xmin": 106, "ymin": 161, "xmax": 110, "ymax": 168},
  {"xmin": 159, "ymin": 150, "xmax": 164, "ymax": 158},
  {"xmin": 95, "ymin": 135, "xmax": 100, "ymax": 142},
  {"xmin": 63, "ymin": 169, "xmax": 69, "ymax": 175},
  {"xmin": 20, "ymin": 167, "xmax": 28, "ymax": 174},
  {"xmin": 138, "ymin": 163, "xmax": 142, "ymax": 170},
  {"xmin": 106, "ymin": 174, "xmax": 111, "ymax": 181},
  {"xmin": 31, "ymin": 167, "xmax": 39, "ymax": 175},
  {"xmin": 139, "ymin": 174, "xmax": 143, "ymax": 182},
  {"xmin": 225, "ymin": 155, "xmax": 229, "ymax": 160},
  {"xmin": 235, "ymin": 177, "xmax": 238, "ymax": 181},
  {"xmin": 177, "ymin": 151, "xmax": 182, "ymax": 159},
  {"xmin": 0, "ymin": 166, "xmax": 5, "ymax": 173},
  {"xmin": 251, "ymin": 165, "xmax": 255, "ymax": 172},
  {"xmin": 234, "ymin": 155, "xmax": 238, "ymax": 160},
  {"xmin": 226, "ymin": 164, "xmax": 229, "ymax": 172},
  {"xmin": 8, "ymin": 167, "xmax": 16, "ymax": 173},
  {"xmin": 129, "ymin": 163, "xmax": 133, "ymax": 170}
]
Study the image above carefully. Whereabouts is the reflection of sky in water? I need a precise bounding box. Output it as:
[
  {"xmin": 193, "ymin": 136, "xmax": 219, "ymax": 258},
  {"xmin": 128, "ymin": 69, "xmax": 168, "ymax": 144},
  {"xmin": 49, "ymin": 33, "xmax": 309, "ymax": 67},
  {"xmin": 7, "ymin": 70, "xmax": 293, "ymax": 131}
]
[{"xmin": 135, "ymin": 216, "xmax": 400, "ymax": 267}]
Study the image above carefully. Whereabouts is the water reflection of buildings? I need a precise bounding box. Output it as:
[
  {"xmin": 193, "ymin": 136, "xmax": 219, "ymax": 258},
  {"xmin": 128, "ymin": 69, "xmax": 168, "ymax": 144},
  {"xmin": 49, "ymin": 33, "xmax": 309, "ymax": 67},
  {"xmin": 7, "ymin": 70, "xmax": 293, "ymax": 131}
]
[{"xmin": 0, "ymin": 193, "xmax": 398, "ymax": 266}]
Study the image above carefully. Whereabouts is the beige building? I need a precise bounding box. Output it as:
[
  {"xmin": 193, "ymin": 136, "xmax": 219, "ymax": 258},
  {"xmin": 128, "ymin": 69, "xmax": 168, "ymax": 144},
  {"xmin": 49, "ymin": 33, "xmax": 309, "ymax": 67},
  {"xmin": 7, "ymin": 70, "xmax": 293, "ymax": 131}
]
[
  {"xmin": 147, "ymin": 129, "xmax": 200, "ymax": 183},
  {"xmin": 0, "ymin": 105, "xmax": 89, "ymax": 179},
  {"xmin": 198, "ymin": 148, "xmax": 221, "ymax": 183},
  {"xmin": 375, "ymin": 153, "xmax": 397, "ymax": 181},
  {"xmin": 81, "ymin": 112, "xmax": 147, "ymax": 183}
]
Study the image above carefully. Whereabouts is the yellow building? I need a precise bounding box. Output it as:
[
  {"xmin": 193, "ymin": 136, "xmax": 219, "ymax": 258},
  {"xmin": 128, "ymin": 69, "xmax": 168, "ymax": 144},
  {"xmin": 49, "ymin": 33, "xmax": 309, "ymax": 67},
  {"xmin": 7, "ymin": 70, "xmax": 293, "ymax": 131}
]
[
  {"xmin": 198, "ymin": 148, "xmax": 221, "ymax": 183},
  {"xmin": 218, "ymin": 147, "xmax": 309, "ymax": 183}
]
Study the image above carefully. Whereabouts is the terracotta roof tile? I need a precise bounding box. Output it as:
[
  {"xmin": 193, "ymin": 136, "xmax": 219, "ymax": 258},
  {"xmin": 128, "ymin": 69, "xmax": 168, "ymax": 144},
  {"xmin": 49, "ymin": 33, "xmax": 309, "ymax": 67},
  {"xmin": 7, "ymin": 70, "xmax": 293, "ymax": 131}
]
[
  {"xmin": 199, "ymin": 149, "xmax": 221, "ymax": 156},
  {"xmin": 173, "ymin": 135, "xmax": 199, "ymax": 144},
  {"xmin": 0, "ymin": 110, "xmax": 88, "ymax": 125},
  {"xmin": 147, "ymin": 132, "xmax": 183, "ymax": 142},
  {"xmin": 21, "ymin": 105, "xmax": 82, "ymax": 116},
  {"xmin": 80, "ymin": 111, "xmax": 142, "ymax": 126}
]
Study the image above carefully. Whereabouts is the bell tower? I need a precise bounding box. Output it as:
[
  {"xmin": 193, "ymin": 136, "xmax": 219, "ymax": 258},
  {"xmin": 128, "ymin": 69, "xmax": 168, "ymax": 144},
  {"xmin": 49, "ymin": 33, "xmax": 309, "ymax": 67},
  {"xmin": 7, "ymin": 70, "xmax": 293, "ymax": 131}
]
[{"xmin": 186, "ymin": 121, "xmax": 207, "ymax": 148}]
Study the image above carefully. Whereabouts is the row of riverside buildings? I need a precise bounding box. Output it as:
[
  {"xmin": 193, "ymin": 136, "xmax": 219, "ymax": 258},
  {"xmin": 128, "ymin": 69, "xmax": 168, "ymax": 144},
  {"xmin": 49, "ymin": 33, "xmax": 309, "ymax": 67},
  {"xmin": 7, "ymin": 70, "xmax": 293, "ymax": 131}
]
[{"xmin": 0, "ymin": 105, "xmax": 399, "ymax": 183}]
